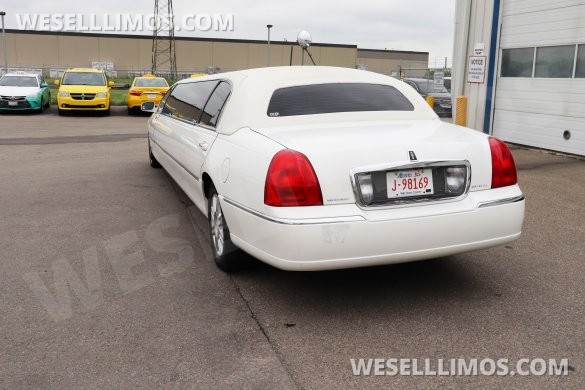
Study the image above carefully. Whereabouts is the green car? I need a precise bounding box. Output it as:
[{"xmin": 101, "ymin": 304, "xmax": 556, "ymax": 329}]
[{"xmin": 0, "ymin": 72, "xmax": 51, "ymax": 112}]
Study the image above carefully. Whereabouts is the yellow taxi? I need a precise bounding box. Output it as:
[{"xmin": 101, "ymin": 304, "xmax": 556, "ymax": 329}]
[
  {"xmin": 55, "ymin": 68, "xmax": 114, "ymax": 115},
  {"xmin": 127, "ymin": 75, "xmax": 169, "ymax": 114}
]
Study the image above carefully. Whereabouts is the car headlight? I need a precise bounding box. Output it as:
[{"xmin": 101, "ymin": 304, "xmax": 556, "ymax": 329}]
[
  {"xmin": 59, "ymin": 91, "xmax": 70, "ymax": 97},
  {"xmin": 96, "ymin": 92, "xmax": 107, "ymax": 98}
]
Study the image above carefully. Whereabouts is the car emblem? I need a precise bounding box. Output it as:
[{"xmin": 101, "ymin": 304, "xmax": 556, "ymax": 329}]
[
  {"xmin": 9, "ymin": 96, "xmax": 17, "ymax": 100},
  {"xmin": 409, "ymin": 151, "xmax": 417, "ymax": 161}
]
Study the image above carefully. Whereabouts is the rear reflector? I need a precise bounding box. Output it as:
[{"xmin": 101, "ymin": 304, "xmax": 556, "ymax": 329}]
[
  {"xmin": 489, "ymin": 137, "xmax": 518, "ymax": 188},
  {"xmin": 264, "ymin": 150, "xmax": 323, "ymax": 207}
]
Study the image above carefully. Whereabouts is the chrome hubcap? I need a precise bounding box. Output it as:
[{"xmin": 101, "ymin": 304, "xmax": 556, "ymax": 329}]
[{"xmin": 210, "ymin": 195, "xmax": 225, "ymax": 256}]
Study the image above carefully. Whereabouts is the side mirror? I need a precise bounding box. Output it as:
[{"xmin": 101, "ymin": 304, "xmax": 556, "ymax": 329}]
[
  {"xmin": 54, "ymin": 80, "xmax": 60, "ymax": 86},
  {"xmin": 141, "ymin": 101, "xmax": 157, "ymax": 113},
  {"xmin": 41, "ymin": 83, "xmax": 49, "ymax": 88},
  {"xmin": 108, "ymin": 81, "xmax": 115, "ymax": 87}
]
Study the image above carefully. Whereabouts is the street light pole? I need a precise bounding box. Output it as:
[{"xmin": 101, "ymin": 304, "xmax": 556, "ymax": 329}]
[
  {"xmin": 266, "ymin": 24, "xmax": 273, "ymax": 67},
  {"xmin": 0, "ymin": 11, "xmax": 7, "ymax": 75}
]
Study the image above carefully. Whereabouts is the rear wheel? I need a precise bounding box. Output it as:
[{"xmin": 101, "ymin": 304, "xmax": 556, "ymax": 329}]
[{"xmin": 208, "ymin": 185, "xmax": 241, "ymax": 272}]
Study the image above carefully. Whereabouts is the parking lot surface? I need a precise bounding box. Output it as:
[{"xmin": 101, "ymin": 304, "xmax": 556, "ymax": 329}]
[{"xmin": 1, "ymin": 108, "xmax": 584, "ymax": 389}]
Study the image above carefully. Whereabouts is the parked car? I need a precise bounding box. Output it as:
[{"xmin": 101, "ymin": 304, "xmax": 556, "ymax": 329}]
[
  {"xmin": 55, "ymin": 68, "xmax": 114, "ymax": 115},
  {"xmin": 143, "ymin": 66, "xmax": 524, "ymax": 272},
  {"xmin": 0, "ymin": 72, "xmax": 51, "ymax": 113},
  {"xmin": 127, "ymin": 74, "xmax": 169, "ymax": 114},
  {"xmin": 403, "ymin": 78, "xmax": 452, "ymax": 117}
]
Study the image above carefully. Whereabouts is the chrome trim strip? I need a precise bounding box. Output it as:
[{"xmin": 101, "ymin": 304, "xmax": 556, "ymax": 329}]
[
  {"xmin": 478, "ymin": 195, "xmax": 525, "ymax": 208},
  {"xmin": 350, "ymin": 160, "xmax": 472, "ymax": 210},
  {"xmin": 222, "ymin": 197, "xmax": 365, "ymax": 226},
  {"xmin": 150, "ymin": 137, "xmax": 200, "ymax": 182}
]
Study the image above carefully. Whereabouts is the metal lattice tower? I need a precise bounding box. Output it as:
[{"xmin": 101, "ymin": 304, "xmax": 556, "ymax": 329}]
[{"xmin": 151, "ymin": 0, "xmax": 177, "ymax": 79}]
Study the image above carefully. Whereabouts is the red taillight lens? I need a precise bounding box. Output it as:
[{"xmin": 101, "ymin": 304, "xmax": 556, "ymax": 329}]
[
  {"xmin": 264, "ymin": 150, "xmax": 323, "ymax": 207},
  {"xmin": 129, "ymin": 90, "xmax": 142, "ymax": 96},
  {"xmin": 160, "ymin": 91, "xmax": 167, "ymax": 96},
  {"xmin": 489, "ymin": 137, "xmax": 518, "ymax": 188}
]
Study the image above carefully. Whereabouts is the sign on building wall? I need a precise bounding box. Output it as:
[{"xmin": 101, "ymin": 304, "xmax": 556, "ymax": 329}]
[
  {"xmin": 467, "ymin": 56, "xmax": 486, "ymax": 83},
  {"xmin": 434, "ymin": 72, "xmax": 445, "ymax": 88}
]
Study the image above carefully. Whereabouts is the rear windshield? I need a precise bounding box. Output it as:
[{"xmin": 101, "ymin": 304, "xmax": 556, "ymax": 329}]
[
  {"xmin": 62, "ymin": 72, "xmax": 106, "ymax": 86},
  {"xmin": 267, "ymin": 83, "xmax": 414, "ymax": 117},
  {"xmin": 134, "ymin": 78, "xmax": 168, "ymax": 87},
  {"xmin": 0, "ymin": 76, "xmax": 38, "ymax": 87}
]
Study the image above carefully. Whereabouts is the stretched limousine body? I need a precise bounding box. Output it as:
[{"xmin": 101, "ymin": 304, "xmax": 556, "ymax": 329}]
[{"xmin": 145, "ymin": 66, "xmax": 525, "ymax": 272}]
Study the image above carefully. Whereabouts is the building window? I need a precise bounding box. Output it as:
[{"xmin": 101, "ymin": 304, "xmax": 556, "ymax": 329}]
[
  {"xmin": 534, "ymin": 45, "xmax": 576, "ymax": 78},
  {"xmin": 575, "ymin": 45, "xmax": 585, "ymax": 78},
  {"xmin": 501, "ymin": 48, "xmax": 534, "ymax": 77}
]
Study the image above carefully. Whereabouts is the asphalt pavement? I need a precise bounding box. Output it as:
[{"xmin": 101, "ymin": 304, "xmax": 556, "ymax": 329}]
[{"xmin": 1, "ymin": 108, "xmax": 584, "ymax": 389}]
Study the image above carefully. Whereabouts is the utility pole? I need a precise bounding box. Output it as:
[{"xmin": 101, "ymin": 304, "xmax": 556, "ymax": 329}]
[
  {"xmin": 266, "ymin": 24, "xmax": 273, "ymax": 67},
  {"xmin": 0, "ymin": 11, "xmax": 7, "ymax": 75},
  {"xmin": 152, "ymin": 0, "xmax": 177, "ymax": 80}
]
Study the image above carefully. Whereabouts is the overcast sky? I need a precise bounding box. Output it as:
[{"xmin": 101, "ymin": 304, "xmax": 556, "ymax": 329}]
[{"xmin": 2, "ymin": 0, "xmax": 456, "ymax": 67}]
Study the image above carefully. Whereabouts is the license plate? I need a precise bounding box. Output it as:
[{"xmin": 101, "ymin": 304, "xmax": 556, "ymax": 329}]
[
  {"xmin": 147, "ymin": 94, "xmax": 157, "ymax": 98},
  {"xmin": 387, "ymin": 169, "xmax": 434, "ymax": 198},
  {"xmin": 8, "ymin": 101, "xmax": 18, "ymax": 107}
]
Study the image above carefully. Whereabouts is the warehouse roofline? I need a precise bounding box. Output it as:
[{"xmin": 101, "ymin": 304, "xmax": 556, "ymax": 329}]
[
  {"xmin": 357, "ymin": 48, "xmax": 429, "ymax": 55},
  {"xmin": 5, "ymin": 29, "xmax": 358, "ymax": 49}
]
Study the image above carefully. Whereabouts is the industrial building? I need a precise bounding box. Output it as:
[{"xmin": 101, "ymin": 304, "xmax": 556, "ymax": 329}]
[
  {"xmin": 2, "ymin": 29, "xmax": 428, "ymax": 78},
  {"xmin": 453, "ymin": 0, "xmax": 585, "ymax": 156}
]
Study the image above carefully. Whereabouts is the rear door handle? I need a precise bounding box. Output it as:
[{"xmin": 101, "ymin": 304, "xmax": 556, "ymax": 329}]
[{"xmin": 198, "ymin": 142, "xmax": 209, "ymax": 151}]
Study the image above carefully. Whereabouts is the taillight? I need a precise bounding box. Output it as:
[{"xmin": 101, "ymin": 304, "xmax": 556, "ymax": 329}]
[
  {"xmin": 160, "ymin": 91, "xmax": 167, "ymax": 96},
  {"xmin": 264, "ymin": 150, "xmax": 323, "ymax": 207},
  {"xmin": 489, "ymin": 137, "xmax": 518, "ymax": 188},
  {"xmin": 129, "ymin": 90, "xmax": 142, "ymax": 96}
]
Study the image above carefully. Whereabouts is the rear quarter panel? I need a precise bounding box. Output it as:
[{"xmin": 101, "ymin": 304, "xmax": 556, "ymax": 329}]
[{"xmin": 203, "ymin": 127, "xmax": 284, "ymax": 215}]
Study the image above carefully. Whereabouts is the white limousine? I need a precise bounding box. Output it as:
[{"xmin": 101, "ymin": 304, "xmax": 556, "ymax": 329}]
[{"xmin": 144, "ymin": 66, "xmax": 525, "ymax": 272}]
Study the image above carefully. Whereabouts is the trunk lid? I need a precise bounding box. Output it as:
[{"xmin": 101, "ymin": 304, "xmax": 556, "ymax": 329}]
[{"xmin": 254, "ymin": 119, "xmax": 492, "ymax": 206}]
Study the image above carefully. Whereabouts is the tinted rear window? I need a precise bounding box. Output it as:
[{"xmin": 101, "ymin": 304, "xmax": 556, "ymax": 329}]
[{"xmin": 267, "ymin": 83, "xmax": 414, "ymax": 117}]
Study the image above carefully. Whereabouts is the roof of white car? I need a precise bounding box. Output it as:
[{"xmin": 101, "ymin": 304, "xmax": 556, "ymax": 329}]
[
  {"xmin": 177, "ymin": 66, "xmax": 438, "ymax": 134},
  {"xmin": 2, "ymin": 72, "xmax": 38, "ymax": 78}
]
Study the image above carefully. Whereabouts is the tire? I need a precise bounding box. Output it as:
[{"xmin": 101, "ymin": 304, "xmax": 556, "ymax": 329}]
[
  {"xmin": 38, "ymin": 97, "xmax": 45, "ymax": 114},
  {"xmin": 103, "ymin": 108, "xmax": 111, "ymax": 116},
  {"xmin": 208, "ymin": 185, "xmax": 241, "ymax": 272},
  {"xmin": 148, "ymin": 141, "xmax": 161, "ymax": 168},
  {"xmin": 58, "ymin": 109, "xmax": 66, "ymax": 116},
  {"xmin": 45, "ymin": 94, "xmax": 51, "ymax": 108}
]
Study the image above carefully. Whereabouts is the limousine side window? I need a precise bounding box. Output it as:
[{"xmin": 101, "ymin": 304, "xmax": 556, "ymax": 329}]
[
  {"xmin": 161, "ymin": 81, "xmax": 219, "ymax": 123},
  {"xmin": 200, "ymin": 81, "xmax": 231, "ymax": 128}
]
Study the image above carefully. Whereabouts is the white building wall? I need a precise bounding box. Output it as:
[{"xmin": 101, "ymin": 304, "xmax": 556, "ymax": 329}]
[
  {"xmin": 493, "ymin": 0, "xmax": 585, "ymax": 155},
  {"xmin": 454, "ymin": 0, "xmax": 585, "ymax": 155}
]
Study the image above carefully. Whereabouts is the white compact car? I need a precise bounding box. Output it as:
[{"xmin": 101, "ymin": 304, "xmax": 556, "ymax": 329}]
[{"xmin": 144, "ymin": 66, "xmax": 525, "ymax": 272}]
